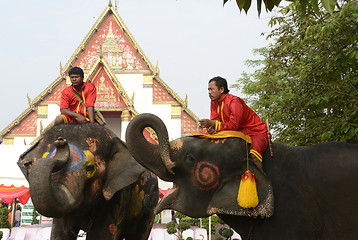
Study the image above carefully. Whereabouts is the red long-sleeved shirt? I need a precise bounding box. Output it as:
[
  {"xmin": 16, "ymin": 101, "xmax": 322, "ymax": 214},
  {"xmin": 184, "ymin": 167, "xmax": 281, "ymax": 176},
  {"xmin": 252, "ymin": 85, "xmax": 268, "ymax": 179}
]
[
  {"xmin": 210, "ymin": 94, "xmax": 267, "ymax": 136},
  {"xmin": 60, "ymin": 82, "xmax": 97, "ymax": 118}
]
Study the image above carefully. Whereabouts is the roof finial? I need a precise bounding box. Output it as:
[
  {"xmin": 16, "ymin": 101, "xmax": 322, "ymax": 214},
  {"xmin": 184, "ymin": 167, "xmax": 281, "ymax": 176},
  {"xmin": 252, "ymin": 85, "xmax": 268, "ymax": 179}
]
[
  {"xmin": 184, "ymin": 94, "xmax": 188, "ymax": 108},
  {"xmin": 131, "ymin": 91, "xmax": 135, "ymax": 105},
  {"xmin": 108, "ymin": 0, "xmax": 112, "ymax": 7},
  {"xmin": 60, "ymin": 61, "xmax": 63, "ymax": 76},
  {"xmin": 115, "ymin": 0, "xmax": 118, "ymax": 10},
  {"xmin": 40, "ymin": 120, "xmax": 43, "ymax": 134},
  {"xmin": 27, "ymin": 93, "xmax": 32, "ymax": 106},
  {"xmin": 154, "ymin": 61, "xmax": 160, "ymax": 76}
]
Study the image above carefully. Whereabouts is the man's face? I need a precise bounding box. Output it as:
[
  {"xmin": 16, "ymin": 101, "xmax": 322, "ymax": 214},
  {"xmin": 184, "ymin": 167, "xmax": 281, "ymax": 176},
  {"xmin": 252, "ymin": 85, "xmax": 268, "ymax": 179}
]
[
  {"xmin": 208, "ymin": 81, "xmax": 224, "ymax": 101},
  {"xmin": 70, "ymin": 74, "xmax": 84, "ymax": 87}
]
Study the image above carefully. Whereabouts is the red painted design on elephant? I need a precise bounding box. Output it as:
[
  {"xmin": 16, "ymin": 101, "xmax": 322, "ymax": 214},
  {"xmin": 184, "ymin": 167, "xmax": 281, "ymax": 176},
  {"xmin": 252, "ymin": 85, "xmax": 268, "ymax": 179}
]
[
  {"xmin": 109, "ymin": 223, "xmax": 116, "ymax": 235},
  {"xmin": 193, "ymin": 161, "xmax": 220, "ymax": 191}
]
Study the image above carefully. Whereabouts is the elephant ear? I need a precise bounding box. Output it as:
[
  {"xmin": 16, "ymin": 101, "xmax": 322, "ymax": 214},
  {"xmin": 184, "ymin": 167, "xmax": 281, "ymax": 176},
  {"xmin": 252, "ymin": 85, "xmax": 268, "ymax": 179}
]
[
  {"xmin": 103, "ymin": 137, "xmax": 146, "ymax": 200},
  {"xmin": 208, "ymin": 161, "xmax": 274, "ymax": 218}
]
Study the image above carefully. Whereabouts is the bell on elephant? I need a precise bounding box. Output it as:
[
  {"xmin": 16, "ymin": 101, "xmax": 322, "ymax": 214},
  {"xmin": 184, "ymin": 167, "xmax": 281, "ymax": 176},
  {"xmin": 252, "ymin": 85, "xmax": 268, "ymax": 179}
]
[{"xmin": 18, "ymin": 123, "xmax": 158, "ymax": 240}]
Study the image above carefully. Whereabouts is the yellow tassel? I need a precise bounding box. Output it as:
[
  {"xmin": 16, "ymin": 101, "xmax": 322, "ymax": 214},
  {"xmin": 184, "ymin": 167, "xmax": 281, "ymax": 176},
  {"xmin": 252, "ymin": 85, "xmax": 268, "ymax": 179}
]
[{"xmin": 237, "ymin": 170, "xmax": 259, "ymax": 208}]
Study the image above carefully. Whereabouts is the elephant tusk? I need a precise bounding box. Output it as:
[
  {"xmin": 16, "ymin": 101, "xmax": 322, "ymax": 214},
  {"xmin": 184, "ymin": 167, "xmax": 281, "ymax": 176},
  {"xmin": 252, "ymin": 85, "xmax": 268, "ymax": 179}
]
[{"xmin": 160, "ymin": 144, "xmax": 175, "ymax": 174}]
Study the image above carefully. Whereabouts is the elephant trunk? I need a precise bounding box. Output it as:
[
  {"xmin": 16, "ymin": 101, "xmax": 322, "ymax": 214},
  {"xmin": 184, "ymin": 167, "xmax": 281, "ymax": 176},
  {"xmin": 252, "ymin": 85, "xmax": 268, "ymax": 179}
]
[
  {"xmin": 126, "ymin": 113, "xmax": 175, "ymax": 181},
  {"xmin": 28, "ymin": 138, "xmax": 75, "ymax": 217}
]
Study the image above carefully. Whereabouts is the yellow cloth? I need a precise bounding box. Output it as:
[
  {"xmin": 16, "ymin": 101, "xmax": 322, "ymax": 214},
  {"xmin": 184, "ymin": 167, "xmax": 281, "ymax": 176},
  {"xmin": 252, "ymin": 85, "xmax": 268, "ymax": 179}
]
[{"xmin": 186, "ymin": 130, "xmax": 252, "ymax": 144}]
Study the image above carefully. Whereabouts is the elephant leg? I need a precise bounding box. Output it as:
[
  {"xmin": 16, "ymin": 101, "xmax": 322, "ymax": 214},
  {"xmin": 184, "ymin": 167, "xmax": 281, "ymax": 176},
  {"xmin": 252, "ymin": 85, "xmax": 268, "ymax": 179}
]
[{"xmin": 51, "ymin": 218, "xmax": 79, "ymax": 240}]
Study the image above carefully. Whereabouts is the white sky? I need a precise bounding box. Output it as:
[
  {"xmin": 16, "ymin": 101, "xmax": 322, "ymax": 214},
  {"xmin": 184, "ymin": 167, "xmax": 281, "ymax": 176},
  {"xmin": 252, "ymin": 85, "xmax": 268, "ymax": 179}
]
[{"xmin": 0, "ymin": 0, "xmax": 274, "ymax": 132}]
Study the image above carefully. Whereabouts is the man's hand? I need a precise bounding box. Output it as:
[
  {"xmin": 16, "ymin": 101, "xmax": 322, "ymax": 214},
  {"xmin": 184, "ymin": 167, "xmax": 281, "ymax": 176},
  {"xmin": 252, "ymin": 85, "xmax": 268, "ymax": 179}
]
[
  {"xmin": 75, "ymin": 114, "xmax": 87, "ymax": 123},
  {"xmin": 207, "ymin": 126, "xmax": 216, "ymax": 134},
  {"xmin": 199, "ymin": 119, "xmax": 216, "ymax": 129}
]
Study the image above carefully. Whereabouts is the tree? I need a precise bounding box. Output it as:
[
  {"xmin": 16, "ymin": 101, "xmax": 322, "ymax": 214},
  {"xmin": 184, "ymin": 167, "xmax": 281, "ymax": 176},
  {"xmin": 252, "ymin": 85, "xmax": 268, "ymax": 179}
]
[
  {"xmin": 166, "ymin": 221, "xmax": 191, "ymax": 240},
  {"xmin": 0, "ymin": 205, "xmax": 10, "ymax": 229},
  {"xmin": 223, "ymin": 0, "xmax": 339, "ymax": 15},
  {"xmin": 234, "ymin": 0, "xmax": 358, "ymax": 145},
  {"xmin": 31, "ymin": 208, "xmax": 39, "ymax": 225}
]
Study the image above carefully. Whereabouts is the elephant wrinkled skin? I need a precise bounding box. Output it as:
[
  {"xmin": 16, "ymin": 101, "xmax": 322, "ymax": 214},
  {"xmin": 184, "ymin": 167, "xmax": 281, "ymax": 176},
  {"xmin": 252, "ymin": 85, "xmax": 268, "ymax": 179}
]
[
  {"xmin": 125, "ymin": 113, "xmax": 358, "ymax": 240},
  {"xmin": 18, "ymin": 123, "xmax": 158, "ymax": 240}
]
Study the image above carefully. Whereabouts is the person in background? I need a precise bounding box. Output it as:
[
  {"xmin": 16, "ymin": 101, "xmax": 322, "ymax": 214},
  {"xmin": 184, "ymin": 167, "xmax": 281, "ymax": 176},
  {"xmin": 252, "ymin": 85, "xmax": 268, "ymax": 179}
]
[{"xmin": 14, "ymin": 206, "xmax": 21, "ymax": 227}]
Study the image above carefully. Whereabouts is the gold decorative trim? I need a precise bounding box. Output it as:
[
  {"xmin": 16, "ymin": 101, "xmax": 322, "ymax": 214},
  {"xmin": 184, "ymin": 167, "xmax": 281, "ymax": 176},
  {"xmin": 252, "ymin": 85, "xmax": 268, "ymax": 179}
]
[
  {"xmin": 112, "ymin": 69, "xmax": 151, "ymax": 74},
  {"xmin": 121, "ymin": 109, "xmax": 131, "ymax": 121},
  {"xmin": 5, "ymin": 134, "xmax": 37, "ymax": 138},
  {"xmin": 143, "ymin": 75, "xmax": 153, "ymax": 88},
  {"xmin": 3, "ymin": 138, "xmax": 14, "ymax": 145},
  {"xmin": 38, "ymin": 105, "xmax": 48, "ymax": 118},
  {"xmin": 153, "ymin": 101, "xmax": 179, "ymax": 105}
]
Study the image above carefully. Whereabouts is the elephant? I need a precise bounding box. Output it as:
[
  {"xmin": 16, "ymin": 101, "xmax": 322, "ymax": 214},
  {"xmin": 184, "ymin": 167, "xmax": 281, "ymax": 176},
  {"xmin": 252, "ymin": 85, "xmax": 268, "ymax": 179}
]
[
  {"xmin": 125, "ymin": 113, "xmax": 358, "ymax": 240},
  {"xmin": 18, "ymin": 123, "xmax": 158, "ymax": 240}
]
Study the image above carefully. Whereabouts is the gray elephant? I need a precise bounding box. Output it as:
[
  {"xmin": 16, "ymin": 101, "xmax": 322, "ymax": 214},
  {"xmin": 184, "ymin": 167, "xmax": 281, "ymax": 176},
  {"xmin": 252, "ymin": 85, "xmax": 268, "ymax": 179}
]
[
  {"xmin": 18, "ymin": 123, "xmax": 158, "ymax": 240},
  {"xmin": 125, "ymin": 113, "xmax": 358, "ymax": 240}
]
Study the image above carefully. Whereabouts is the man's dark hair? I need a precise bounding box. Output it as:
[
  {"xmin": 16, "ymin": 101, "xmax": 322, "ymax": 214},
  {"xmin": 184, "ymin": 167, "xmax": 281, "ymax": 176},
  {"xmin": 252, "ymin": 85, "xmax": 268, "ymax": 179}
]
[
  {"xmin": 68, "ymin": 67, "xmax": 84, "ymax": 79},
  {"xmin": 209, "ymin": 76, "xmax": 230, "ymax": 94}
]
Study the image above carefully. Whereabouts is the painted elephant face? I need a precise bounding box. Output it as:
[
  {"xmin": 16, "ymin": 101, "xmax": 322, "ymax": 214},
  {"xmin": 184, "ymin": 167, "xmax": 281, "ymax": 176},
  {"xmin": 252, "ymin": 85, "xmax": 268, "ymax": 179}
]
[
  {"xmin": 126, "ymin": 113, "xmax": 273, "ymax": 218},
  {"xmin": 19, "ymin": 123, "xmax": 145, "ymax": 217}
]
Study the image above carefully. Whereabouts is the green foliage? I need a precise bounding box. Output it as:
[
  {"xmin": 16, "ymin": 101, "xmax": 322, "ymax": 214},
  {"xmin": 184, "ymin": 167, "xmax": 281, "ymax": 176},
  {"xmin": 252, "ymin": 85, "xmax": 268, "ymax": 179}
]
[
  {"xmin": 0, "ymin": 206, "xmax": 10, "ymax": 229},
  {"xmin": 174, "ymin": 212, "xmax": 225, "ymax": 235},
  {"xmin": 222, "ymin": 0, "xmax": 338, "ymax": 15},
  {"xmin": 31, "ymin": 208, "xmax": 40, "ymax": 225},
  {"xmin": 234, "ymin": 0, "xmax": 358, "ymax": 145},
  {"xmin": 187, "ymin": 237, "xmax": 193, "ymax": 240},
  {"xmin": 215, "ymin": 237, "xmax": 224, "ymax": 240},
  {"xmin": 0, "ymin": 230, "xmax": 3, "ymax": 239},
  {"xmin": 166, "ymin": 220, "xmax": 191, "ymax": 240},
  {"xmin": 219, "ymin": 227, "xmax": 234, "ymax": 238}
]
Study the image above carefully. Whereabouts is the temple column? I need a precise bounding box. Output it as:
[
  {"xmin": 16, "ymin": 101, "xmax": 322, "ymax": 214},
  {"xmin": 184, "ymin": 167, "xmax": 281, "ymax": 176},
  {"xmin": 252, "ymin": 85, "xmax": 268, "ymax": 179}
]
[{"xmin": 120, "ymin": 109, "xmax": 131, "ymax": 140}]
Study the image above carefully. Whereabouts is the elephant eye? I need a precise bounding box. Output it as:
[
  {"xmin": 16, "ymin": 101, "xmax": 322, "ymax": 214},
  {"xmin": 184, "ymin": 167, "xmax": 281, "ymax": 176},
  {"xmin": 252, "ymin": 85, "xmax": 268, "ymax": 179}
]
[{"xmin": 185, "ymin": 154, "xmax": 196, "ymax": 163}]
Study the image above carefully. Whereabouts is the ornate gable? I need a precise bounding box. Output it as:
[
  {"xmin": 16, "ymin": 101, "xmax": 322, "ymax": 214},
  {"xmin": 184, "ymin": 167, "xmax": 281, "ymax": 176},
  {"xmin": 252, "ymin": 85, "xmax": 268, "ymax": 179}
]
[
  {"xmin": 86, "ymin": 58, "xmax": 132, "ymax": 111},
  {"xmin": 76, "ymin": 16, "xmax": 148, "ymax": 72}
]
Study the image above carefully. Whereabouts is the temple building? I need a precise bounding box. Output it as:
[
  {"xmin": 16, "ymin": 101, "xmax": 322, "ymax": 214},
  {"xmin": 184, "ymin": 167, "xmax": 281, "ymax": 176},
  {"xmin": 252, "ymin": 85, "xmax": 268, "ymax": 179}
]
[{"xmin": 0, "ymin": 1, "xmax": 199, "ymax": 224}]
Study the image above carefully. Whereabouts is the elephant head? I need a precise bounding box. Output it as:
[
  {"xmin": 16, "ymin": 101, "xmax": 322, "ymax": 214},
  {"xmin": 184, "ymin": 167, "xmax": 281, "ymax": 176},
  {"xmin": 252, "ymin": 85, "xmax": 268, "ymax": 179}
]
[
  {"xmin": 126, "ymin": 113, "xmax": 274, "ymax": 219},
  {"xmin": 18, "ymin": 123, "xmax": 145, "ymax": 218}
]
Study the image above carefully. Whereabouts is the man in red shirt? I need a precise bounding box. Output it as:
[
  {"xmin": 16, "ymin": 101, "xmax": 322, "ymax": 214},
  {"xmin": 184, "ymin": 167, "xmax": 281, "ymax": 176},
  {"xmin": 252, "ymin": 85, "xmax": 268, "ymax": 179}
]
[
  {"xmin": 199, "ymin": 76, "xmax": 268, "ymax": 170},
  {"xmin": 54, "ymin": 67, "xmax": 97, "ymax": 125}
]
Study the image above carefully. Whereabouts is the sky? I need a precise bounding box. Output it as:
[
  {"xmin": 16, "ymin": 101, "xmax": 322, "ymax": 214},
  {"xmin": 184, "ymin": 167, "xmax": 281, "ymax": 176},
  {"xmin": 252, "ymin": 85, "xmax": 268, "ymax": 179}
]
[{"xmin": 0, "ymin": 0, "xmax": 274, "ymax": 132}]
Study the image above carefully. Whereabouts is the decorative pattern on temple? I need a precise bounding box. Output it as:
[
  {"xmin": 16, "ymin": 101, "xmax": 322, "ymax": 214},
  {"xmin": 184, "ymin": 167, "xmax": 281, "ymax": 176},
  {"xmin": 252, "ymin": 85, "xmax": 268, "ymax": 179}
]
[
  {"xmin": 153, "ymin": 79, "xmax": 175, "ymax": 103},
  {"xmin": 43, "ymin": 81, "xmax": 67, "ymax": 103},
  {"xmin": 10, "ymin": 110, "xmax": 38, "ymax": 136},
  {"xmin": 77, "ymin": 16, "xmax": 148, "ymax": 71},
  {"xmin": 92, "ymin": 69, "xmax": 127, "ymax": 109},
  {"xmin": 181, "ymin": 111, "xmax": 198, "ymax": 135}
]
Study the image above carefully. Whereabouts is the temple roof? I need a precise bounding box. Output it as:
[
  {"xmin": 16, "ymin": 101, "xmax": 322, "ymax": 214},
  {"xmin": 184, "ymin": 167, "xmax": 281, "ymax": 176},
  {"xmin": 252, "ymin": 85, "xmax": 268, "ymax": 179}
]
[{"xmin": 0, "ymin": 2, "xmax": 199, "ymax": 140}]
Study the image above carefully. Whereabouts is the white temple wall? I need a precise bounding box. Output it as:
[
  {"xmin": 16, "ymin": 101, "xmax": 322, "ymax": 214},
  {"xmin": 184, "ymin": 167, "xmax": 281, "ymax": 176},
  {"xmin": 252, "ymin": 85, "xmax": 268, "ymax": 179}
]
[
  {"xmin": 0, "ymin": 145, "xmax": 29, "ymax": 186},
  {"xmin": 47, "ymin": 104, "xmax": 60, "ymax": 123}
]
